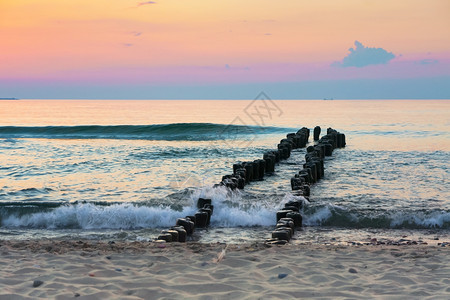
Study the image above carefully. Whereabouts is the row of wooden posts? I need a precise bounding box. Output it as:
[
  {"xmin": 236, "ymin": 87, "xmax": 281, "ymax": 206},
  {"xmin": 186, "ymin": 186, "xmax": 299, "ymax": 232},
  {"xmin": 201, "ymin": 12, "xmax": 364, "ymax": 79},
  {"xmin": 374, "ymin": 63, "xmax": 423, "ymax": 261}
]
[
  {"xmin": 266, "ymin": 127, "xmax": 346, "ymax": 244},
  {"xmin": 155, "ymin": 126, "xmax": 345, "ymax": 243}
]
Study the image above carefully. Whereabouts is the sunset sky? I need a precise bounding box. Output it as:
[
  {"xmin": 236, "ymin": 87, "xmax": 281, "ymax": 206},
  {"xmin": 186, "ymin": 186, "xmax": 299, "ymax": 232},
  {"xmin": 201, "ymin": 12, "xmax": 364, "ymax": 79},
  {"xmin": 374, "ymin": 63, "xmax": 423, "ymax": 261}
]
[{"xmin": 1, "ymin": 0, "xmax": 449, "ymax": 99}]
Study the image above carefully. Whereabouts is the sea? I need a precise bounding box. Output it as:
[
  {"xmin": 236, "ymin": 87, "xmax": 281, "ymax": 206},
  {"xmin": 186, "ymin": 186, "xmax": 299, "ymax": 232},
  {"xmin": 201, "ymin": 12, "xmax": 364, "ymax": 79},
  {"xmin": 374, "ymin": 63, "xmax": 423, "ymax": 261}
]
[{"xmin": 0, "ymin": 99, "xmax": 449, "ymax": 244}]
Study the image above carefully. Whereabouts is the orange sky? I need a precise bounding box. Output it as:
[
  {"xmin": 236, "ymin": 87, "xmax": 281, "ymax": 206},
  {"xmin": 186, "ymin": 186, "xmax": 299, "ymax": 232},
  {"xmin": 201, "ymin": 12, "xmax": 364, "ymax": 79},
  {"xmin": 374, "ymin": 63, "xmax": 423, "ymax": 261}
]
[{"xmin": 0, "ymin": 0, "xmax": 449, "ymax": 98}]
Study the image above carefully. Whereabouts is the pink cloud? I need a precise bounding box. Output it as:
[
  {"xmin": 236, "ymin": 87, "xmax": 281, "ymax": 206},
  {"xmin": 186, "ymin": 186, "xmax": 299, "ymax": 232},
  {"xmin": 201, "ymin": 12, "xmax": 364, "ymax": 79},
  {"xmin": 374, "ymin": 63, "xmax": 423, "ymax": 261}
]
[
  {"xmin": 137, "ymin": 1, "xmax": 156, "ymax": 7},
  {"xmin": 2, "ymin": 55, "xmax": 449, "ymax": 85}
]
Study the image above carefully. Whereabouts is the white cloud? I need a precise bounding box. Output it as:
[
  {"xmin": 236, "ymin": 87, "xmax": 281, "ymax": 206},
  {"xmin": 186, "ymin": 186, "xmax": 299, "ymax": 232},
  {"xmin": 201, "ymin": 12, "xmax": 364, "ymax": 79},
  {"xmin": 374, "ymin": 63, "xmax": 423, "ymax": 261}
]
[{"xmin": 333, "ymin": 41, "xmax": 395, "ymax": 68}]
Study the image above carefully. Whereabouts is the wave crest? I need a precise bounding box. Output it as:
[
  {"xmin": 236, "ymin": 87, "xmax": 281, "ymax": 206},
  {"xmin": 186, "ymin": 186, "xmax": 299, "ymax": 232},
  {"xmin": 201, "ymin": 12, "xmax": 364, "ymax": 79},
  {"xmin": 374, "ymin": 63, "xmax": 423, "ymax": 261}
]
[{"xmin": 0, "ymin": 123, "xmax": 292, "ymax": 141}]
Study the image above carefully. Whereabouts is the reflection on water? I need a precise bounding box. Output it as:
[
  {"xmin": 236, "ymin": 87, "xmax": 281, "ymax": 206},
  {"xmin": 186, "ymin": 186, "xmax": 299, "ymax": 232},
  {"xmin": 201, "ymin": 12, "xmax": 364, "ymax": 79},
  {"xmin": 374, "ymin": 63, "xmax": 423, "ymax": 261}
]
[{"xmin": 0, "ymin": 100, "xmax": 449, "ymax": 240}]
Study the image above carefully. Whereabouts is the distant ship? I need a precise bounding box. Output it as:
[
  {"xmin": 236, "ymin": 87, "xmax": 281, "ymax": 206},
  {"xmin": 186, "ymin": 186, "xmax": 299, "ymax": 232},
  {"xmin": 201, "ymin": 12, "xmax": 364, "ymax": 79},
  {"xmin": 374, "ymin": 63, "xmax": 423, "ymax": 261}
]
[
  {"xmin": 0, "ymin": 97, "xmax": 19, "ymax": 100},
  {"xmin": 323, "ymin": 97, "xmax": 334, "ymax": 100}
]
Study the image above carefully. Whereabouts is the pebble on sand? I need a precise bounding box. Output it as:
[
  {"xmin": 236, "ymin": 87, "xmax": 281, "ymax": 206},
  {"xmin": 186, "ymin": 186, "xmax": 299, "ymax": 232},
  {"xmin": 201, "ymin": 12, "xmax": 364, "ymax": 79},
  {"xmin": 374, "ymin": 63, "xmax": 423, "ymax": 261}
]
[{"xmin": 33, "ymin": 280, "xmax": 44, "ymax": 287}]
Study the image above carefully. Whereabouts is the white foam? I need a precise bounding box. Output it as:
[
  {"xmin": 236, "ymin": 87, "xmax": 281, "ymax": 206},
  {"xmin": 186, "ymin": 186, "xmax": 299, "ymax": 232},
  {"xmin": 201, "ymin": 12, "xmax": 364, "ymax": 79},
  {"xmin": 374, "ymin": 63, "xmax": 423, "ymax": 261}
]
[
  {"xmin": 1, "ymin": 186, "xmax": 281, "ymax": 229},
  {"xmin": 302, "ymin": 203, "xmax": 346, "ymax": 226},
  {"xmin": 192, "ymin": 185, "xmax": 280, "ymax": 227},
  {"xmin": 280, "ymin": 193, "xmax": 310, "ymax": 207},
  {"xmin": 390, "ymin": 210, "xmax": 450, "ymax": 228},
  {"xmin": 1, "ymin": 203, "xmax": 196, "ymax": 229},
  {"xmin": 189, "ymin": 185, "xmax": 242, "ymax": 205},
  {"xmin": 303, "ymin": 206, "xmax": 333, "ymax": 226},
  {"xmin": 5, "ymin": 185, "xmax": 447, "ymax": 230}
]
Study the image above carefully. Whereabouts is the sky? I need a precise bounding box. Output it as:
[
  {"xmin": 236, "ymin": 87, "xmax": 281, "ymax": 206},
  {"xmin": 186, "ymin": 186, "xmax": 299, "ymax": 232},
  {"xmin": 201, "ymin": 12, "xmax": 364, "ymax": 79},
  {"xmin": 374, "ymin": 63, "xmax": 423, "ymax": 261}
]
[{"xmin": 1, "ymin": 0, "xmax": 449, "ymax": 99}]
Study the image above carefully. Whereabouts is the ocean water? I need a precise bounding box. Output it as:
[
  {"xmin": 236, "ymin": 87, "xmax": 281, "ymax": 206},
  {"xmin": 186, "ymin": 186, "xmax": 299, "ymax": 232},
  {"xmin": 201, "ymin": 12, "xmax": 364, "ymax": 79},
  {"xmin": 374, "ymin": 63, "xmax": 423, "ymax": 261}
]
[{"xmin": 0, "ymin": 99, "xmax": 449, "ymax": 244}]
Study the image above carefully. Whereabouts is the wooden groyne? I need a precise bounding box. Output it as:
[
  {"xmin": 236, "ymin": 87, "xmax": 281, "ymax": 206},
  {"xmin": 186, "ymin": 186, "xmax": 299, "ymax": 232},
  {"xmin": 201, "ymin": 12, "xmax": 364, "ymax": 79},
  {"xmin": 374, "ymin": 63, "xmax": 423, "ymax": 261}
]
[
  {"xmin": 266, "ymin": 127, "xmax": 346, "ymax": 245},
  {"xmin": 155, "ymin": 126, "xmax": 346, "ymax": 243}
]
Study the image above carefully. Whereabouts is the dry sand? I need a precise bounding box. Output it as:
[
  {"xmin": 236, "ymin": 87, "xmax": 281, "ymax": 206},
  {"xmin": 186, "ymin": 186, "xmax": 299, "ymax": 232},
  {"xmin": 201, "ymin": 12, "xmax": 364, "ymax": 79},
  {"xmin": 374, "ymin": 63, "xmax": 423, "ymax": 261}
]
[{"xmin": 0, "ymin": 240, "xmax": 449, "ymax": 299}]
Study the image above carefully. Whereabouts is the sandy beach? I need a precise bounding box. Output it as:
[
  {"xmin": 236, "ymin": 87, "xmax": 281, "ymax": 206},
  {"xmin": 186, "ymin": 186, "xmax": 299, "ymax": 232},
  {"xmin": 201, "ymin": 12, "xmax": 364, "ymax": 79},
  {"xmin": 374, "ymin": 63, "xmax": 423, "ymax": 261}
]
[
  {"xmin": 2, "ymin": 0, "xmax": 450, "ymax": 298},
  {"xmin": 0, "ymin": 240, "xmax": 449, "ymax": 299}
]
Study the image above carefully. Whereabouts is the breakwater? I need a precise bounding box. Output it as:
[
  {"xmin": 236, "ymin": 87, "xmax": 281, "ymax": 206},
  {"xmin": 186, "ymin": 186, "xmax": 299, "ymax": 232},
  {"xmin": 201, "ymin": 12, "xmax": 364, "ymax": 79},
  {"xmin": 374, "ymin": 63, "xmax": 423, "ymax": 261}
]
[
  {"xmin": 266, "ymin": 127, "xmax": 346, "ymax": 245},
  {"xmin": 155, "ymin": 126, "xmax": 346, "ymax": 243}
]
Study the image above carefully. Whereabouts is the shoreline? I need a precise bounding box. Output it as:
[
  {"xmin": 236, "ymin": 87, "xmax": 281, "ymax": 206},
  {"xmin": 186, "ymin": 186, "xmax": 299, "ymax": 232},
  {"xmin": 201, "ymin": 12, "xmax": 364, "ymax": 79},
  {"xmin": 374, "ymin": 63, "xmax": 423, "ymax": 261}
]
[
  {"xmin": 1, "ymin": 237, "xmax": 449, "ymax": 253},
  {"xmin": 1, "ymin": 240, "xmax": 449, "ymax": 299},
  {"xmin": 2, "ymin": 225, "xmax": 449, "ymax": 246}
]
